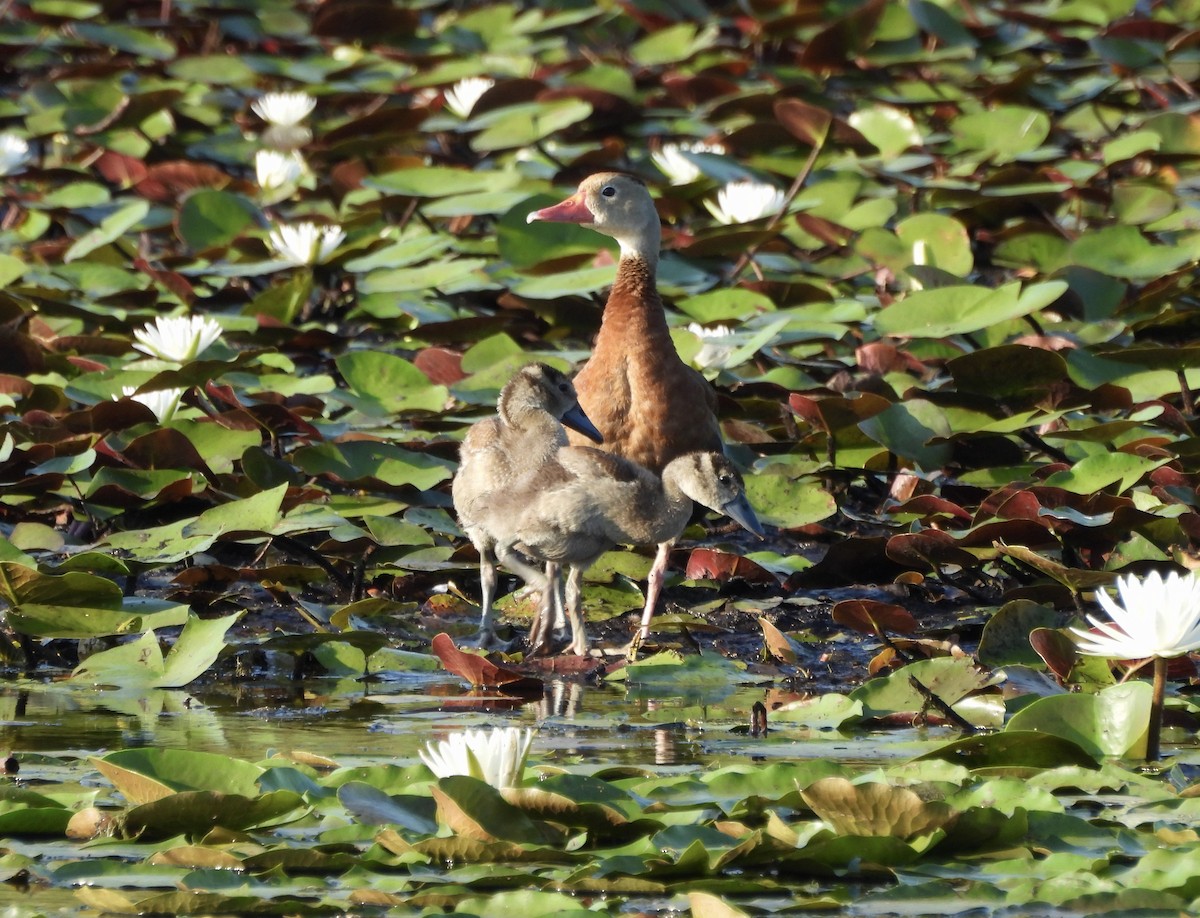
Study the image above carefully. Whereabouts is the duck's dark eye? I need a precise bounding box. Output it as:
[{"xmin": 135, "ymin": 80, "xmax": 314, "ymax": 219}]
[{"xmin": 601, "ymin": 185, "xmax": 616, "ymax": 197}]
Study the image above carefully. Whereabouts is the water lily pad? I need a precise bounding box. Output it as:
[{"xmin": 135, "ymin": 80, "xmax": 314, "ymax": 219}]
[
  {"xmin": 470, "ymin": 99, "xmax": 593, "ymax": 152},
  {"xmin": 1068, "ymin": 225, "xmax": 1200, "ymax": 280},
  {"xmin": 95, "ymin": 747, "xmax": 266, "ymax": 803},
  {"xmin": 851, "ymin": 657, "xmax": 996, "ymax": 723},
  {"xmin": 1040, "ymin": 452, "xmax": 1168, "ymax": 494},
  {"xmin": 915, "ymin": 731, "xmax": 1099, "ymax": 770},
  {"xmin": 65, "ymin": 198, "xmax": 150, "ymax": 262},
  {"xmin": 176, "ymin": 189, "xmax": 258, "ymax": 252},
  {"xmin": 1006, "ymin": 681, "xmax": 1152, "ymax": 758},
  {"xmin": 72, "ymin": 612, "xmax": 242, "ymax": 688},
  {"xmin": 293, "ymin": 441, "xmax": 452, "ymax": 489},
  {"xmin": 873, "ymin": 281, "xmax": 1068, "ymax": 339},
  {"xmin": 741, "ymin": 472, "xmax": 836, "ymax": 529},
  {"xmin": 802, "ymin": 777, "xmax": 958, "ymax": 839},
  {"xmin": 895, "ymin": 213, "xmax": 972, "ymax": 276},
  {"xmin": 950, "ymin": 106, "xmax": 1051, "ymax": 164},
  {"xmin": 336, "ymin": 350, "xmax": 450, "ymax": 415},
  {"xmin": 337, "ymin": 782, "xmax": 438, "ymax": 834},
  {"xmin": 119, "ymin": 789, "xmax": 305, "ymax": 840},
  {"xmin": 431, "ymin": 775, "xmax": 551, "ymax": 844},
  {"xmin": 978, "ymin": 600, "xmax": 1063, "ymax": 667}
]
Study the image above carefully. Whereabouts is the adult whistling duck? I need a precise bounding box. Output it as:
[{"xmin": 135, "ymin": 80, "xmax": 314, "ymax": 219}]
[
  {"xmin": 526, "ymin": 172, "xmax": 744, "ymax": 645},
  {"xmin": 495, "ymin": 448, "xmax": 763, "ymax": 656},
  {"xmin": 452, "ymin": 363, "xmax": 601, "ymax": 648}
]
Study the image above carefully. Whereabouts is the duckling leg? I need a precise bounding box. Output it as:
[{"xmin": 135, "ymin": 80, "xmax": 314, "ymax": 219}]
[
  {"xmin": 562, "ymin": 564, "xmax": 589, "ymax": 656},
  {"xmin": 463, "ymin": 535, "xmax": 511, "ymax": 650},
  {"xmin": 495, "ymin": 541, "xmax": 558, "ymax": 652},
  {"xmin": 635, "ymin": 538, "xmax": 675, "ymax": 641},
  {"xmin": 475, "ymin": 548, "xmax": 500, "ymax": 644},
  {"xmin": 518, "ymin": 563, "xmax": 568, "ymax": 636},
  {"xmin": 529, "ymin": 563, "xmax": 567, "ymax": 655}
]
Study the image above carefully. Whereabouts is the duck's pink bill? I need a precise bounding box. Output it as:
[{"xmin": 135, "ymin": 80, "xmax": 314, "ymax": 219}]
[{"xmin": 526, "ymin": 193, "xmax": 594, "ymax": 224}]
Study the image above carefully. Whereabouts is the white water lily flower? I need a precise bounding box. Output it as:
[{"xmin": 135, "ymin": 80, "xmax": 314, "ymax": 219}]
[
  {"xmin": 704, "ymin": 180, "xmax": 786, "ymax": 224},
  {"xmin": 255, "ymin": 149, "xmax": 307, "ymax": 191},
  {"xmin": 688, "ymin": 322, "xmax": 736, "ymax": 370},
  {"xmin": 118, "ymin": 385, "xmax": 185, "ymax": 423},
  {"xmin": 267, "ymin": 221, "xmax": 346, "ymax": 266},
  {"xmin": 651, "ymin": 141, "xmax": 725, "ymax": 185},
  {"xmin": 419, "ymin": 726, "xmax": 533, "ymax": 789},
  {"xmin": 251, "ymin": 91, "xmax": 316, "ymax": 127},
  {"xmin": 132, "ymin": 315, "xmax": 223, "ymax": 362},
  {"xmin": 1070, "ymin": 571, "xmax": 1200, "ymax": 659},
  {"xmin": 0, "ymin": 133, "xmax": 31, "ymax": 176},
  {"xmin": 443, "ymin": 76, "xmax": 495, "ymax": 118}
]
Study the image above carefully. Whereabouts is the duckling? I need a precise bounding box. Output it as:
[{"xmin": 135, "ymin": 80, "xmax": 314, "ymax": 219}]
[
  {"xmin": 493, "ymin": 449, "xmax": 764, "ymax": 656},
  {"xmin": 528, "ymin": 173, "xmax": 753, "ymax": 644},
  {"xmin": 452, "ymin": 363, "xmax": 601, "ymax": 648}
]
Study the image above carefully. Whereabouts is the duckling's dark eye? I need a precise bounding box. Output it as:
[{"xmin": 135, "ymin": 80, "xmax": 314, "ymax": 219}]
[{"xmin": 601, "ymin": 185, "xmax": 616, "ymax": 197}]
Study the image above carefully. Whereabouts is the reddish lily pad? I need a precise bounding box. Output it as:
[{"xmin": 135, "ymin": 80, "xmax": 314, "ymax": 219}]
[{"xmin": 431, "ymin": 632, "xmax": 542, "ymax": 692}]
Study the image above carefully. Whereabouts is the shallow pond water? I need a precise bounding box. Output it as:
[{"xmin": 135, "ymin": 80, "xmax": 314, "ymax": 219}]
[
  {"xmin": 0, "ymin": 674, "xmax": 934, "ymax": 769},
  {"xmin": 0, "ymin": 672, "xmax": 952, "ymax": 916},
  {"xmin": 1, "ymin": 674, "xmax": 1194, "ymax": 918}
]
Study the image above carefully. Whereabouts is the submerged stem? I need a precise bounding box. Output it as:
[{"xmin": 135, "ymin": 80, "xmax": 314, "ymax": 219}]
[{"xmin": 1148, "ymin": 655, "xmax": 1168, "ymax": 761}]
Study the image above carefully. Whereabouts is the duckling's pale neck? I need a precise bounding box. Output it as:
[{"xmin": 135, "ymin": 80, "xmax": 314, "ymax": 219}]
[{"xmin": 644, "ymin": 470, "xmax": 696, "ymax": 542}]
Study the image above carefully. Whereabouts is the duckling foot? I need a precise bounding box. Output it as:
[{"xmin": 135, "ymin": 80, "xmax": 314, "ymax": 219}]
[
  {"xmin": 623, "ymin": 631, "xmax": 645, "ymax": 662},
  {"xmin": 462, "ymin": 629, "xmax": 519, "ymax": 653}
]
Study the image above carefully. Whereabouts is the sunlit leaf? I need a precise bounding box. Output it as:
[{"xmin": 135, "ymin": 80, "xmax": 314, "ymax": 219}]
[
  {"xmin": 802, "ymin": 777, "xmax": 958, "ymax": 839},
  {"xmin": 1006, "ymin": 681, "xmax": 1152, "ymax": 758},
  {"xmin": 176, "ymin": 189, "xmax": 258, "ymax": 252},
  {"xmin": 850, "ymin": 657, "xmax": 995, "ymax": 723},
  {"xmin": 94, "ymin": 747, "xmax": 266, "ymax": 803},
  {"xmin": 72, "ymin": 612, "xmax": 242, "ymax": 688},
  {"xmin": 64, "ymin": 199, "xmax": 150, "ymax": 262},
  {"xmin": 335, "ymin": 351, "xmax": 450, "ymax": 414},
  {"xmin": 431, "ymin": 775, "xmax": 550, "ymax": 844},
  {"xmin": 950, "ymin": 106, "xmax": 1051, "ymax": 164},
  {"xmin": 873, "ymin": 281, "xmax": 1068, "ymax": 338}
]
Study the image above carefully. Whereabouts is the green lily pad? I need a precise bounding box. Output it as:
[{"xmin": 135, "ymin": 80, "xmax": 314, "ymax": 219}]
[
  {"xmin": 950, "ymin": 106, "xmax": 1051, "ymax": 164},
  {"xmin": 1006, "ymin": 681, "xmax": 1152, "ymax": 758},
  {"xmin": 978, "ymin": 601, "xmax": 1063, "ymax": 667},
  {"xmin": 72, "ymin": 612, "xmax": 242, "ymax": 688},
  {"xmin": 915, "ymin": 731, "xmax": 1099, "ymax": 770},
  {"xmin": 335, "ymin": 351, "xmax": 450, "ymax": 415},
  {"xmin": 801, "ymin": 777, "xmax": 958, "ymax": 839},
  {"xmin": 895, "ymin": 213, "xmax": 972, "ymax": 277},
  {"xmin": 94, "ymin": 747, "xmax": 266, "ymax": 803},
  {"xmin": 65, "ymin": 198, "xmax": 150, "ymax": 262},
  {"xmin": 1068, "ymin": 225, "xmax": 1200, "ymax": 280},
  {"xmin": 176, "ymin": 190, "xmax": 258, "ymax": 252},
  {"xmin": 1040, "ymin": 452, "xmax": 1169, "ymax": 494},
  {"xmin": 119, "ymin": 789, "xmax": 305, "ymax": 840},
  {"xmin": 873, "ymin": 281, "xmax": 1068, "ymax": 338},
  {"xmin": 851, "ymin": 657, "xmax": 998, "ymax": 724}
]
